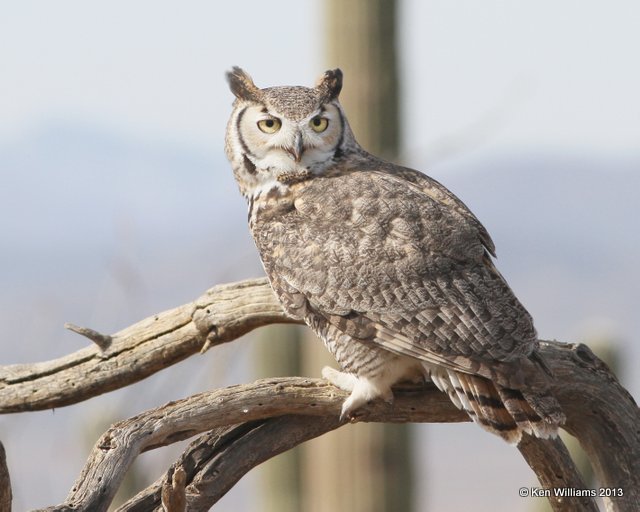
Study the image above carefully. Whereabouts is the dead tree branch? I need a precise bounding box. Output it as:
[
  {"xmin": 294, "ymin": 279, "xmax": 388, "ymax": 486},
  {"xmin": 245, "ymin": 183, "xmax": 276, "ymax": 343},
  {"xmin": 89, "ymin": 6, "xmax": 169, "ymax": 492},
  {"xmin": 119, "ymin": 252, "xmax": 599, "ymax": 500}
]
[
  {"xmin": 0, "ymin": 278, "xmax": 637, "ymax": 511},
  {"xmin": 0, "ymin": 278, "xmax": 295, "ymax": 413},
  {"xmin": 33, "ymin": 376, "xmax": 604, "ymax": 512},
  {"xmin": 0, "ymin": 441, "xmax": 11, "ymax": 512},
  {"xmin": 33, "ymin": 378, "xmax": 464, "ymax": 512},
  {"xmin": 116, "ymin": 416, "xmax": 344, "ymax": 512},
  {"xmin": 117, "ymin": 408, "xmax": 598, "ymax": 512},
  {"xmin": 517, "ymin": 435, "xmax": 599, "ymax": 512}
]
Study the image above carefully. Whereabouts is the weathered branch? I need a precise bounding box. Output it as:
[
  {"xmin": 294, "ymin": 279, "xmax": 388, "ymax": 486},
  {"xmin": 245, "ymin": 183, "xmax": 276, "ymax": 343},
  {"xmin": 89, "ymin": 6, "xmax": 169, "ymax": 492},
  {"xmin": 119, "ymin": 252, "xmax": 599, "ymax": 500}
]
[
  {"xmin": 0, "ymin": 278, "xmax": 296, "ymax": 413},
  {"xmin": 160, "ymin": 466, "xmax": 186, "ymax": 512},
  {"xmin": 34, "ymin": 378, "xmax": 465, "ymax": 512},
  {"xmin": 35, "ymin": 375, "xmax": 602, "ymax": 512},
  {"xmin": 517, "ymin": 435, "xmax": 599, "ymax": 512},
  {"xmin": 0, "ymin": 441, "xmax": 11, "ymax": 512},
  {"xmin": 540, "ymin": 341, "xmax": 640, "ymax": 511},
  {"xmin": 116, "ymin": 416, "xmax": 345, "ymax": 512},
  {"xmin": 118, "ymin": 411, "xmax": 596, "ymax": 512},
  {"xmin": 64, "ymin": 323, "xmax": 113, "ymax": 351},
  {"xmin": 0, "ymin": 278, "xmax": 637, "ymax": 511}
]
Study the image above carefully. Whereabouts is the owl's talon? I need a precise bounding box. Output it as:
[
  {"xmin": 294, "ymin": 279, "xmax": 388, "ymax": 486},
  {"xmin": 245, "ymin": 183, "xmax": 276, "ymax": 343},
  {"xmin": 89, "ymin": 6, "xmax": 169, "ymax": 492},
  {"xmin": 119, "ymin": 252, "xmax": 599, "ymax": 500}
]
[
  {"xmin": 335, "ymin": 376, "xmax": 397, "ymax": 421},
  {"xmin": 340, "ymin": 404, "xmax": 361, "ymax": 423}
]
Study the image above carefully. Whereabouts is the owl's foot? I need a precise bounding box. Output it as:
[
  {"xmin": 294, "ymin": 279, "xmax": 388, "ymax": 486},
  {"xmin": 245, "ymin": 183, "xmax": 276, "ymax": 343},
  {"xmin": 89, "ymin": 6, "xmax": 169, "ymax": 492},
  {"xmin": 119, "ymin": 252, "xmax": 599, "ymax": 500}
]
[
  {"xmin": 322, "ymin": 366, "xmax": 394, "ymax": 421},
  {"xmin": 322, "ymin": 366, "xmax": 358, "ymax": 391}
]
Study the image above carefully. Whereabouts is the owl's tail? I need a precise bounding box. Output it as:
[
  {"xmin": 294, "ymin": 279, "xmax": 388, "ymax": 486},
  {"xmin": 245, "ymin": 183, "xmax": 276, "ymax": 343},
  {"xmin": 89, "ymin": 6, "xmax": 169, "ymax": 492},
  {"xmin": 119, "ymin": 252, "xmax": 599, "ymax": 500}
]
[{"xmin": 428, "ymin": 367, "xmax": 565, "ymax": 444}]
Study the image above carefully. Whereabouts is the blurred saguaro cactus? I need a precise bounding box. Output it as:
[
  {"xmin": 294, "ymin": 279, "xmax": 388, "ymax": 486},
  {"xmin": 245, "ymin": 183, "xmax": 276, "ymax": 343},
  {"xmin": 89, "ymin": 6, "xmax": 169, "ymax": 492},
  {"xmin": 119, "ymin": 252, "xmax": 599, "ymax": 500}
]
[{"xmin": 298, "ymin": 2, "xmax": 414, "ymax": 512}]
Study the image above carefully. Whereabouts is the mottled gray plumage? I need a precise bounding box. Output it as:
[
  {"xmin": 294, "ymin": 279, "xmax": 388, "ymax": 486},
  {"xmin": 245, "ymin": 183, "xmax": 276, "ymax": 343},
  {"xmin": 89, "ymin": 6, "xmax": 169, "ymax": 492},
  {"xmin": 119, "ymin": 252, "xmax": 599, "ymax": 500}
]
[{"xmin": 224, "ymin": 67, "xmax": 564, "ymax": 443}]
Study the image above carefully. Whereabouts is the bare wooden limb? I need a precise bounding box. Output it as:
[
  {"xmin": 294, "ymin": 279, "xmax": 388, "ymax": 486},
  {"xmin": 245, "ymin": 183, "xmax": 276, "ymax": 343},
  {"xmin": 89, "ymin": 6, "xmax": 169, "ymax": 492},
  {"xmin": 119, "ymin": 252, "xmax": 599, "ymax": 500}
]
[
  {"xmin": 117, "ymin": 416, "xmax": 344, "ymax": 512},
  {"xmin": 541, "ymin": 342, "xmax": 640, "ymax": 511},
  {"xmin": 34, "ymin": 378, "xmax": 466, "ymax": 512},
  {"xmin": 120, "ymin": 415, "xmax": 603, "ymax": 512},
  {"xmin": 120, "ymin": 415, "xmax": 607, "ymax": 512},
  {"xmin": 64, "ymin": 323, "xmax": 113, "ymax": 351},
  {"xmin": 160, "ymin": 466, "xmax": 187, "ymax": 512},
  {"xmin": 518, "ymin": 435, "xmax": 599, "ymax": 512},
  {"xmin": 0, "ymin": 441, "xmax": 11, "ymax": 512},
  {"xmin": 0, "ymin": 278, "xmax": 297, "ymax": 413}
]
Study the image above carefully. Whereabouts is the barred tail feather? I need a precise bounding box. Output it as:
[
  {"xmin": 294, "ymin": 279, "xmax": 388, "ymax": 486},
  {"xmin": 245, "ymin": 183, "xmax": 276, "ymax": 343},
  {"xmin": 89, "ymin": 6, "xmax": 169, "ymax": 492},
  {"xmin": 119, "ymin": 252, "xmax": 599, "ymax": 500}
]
[{"xmin": 427, "ymin": 365, "xmax": 564, "ymax": 444}]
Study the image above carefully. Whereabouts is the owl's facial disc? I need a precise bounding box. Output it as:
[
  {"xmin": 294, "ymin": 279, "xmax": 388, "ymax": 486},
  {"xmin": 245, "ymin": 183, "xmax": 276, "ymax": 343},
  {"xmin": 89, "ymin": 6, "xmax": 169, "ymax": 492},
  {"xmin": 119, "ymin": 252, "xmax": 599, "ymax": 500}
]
[{"xmin": 239, "ymin": 103, "xmax": 343, "ymax": 177}]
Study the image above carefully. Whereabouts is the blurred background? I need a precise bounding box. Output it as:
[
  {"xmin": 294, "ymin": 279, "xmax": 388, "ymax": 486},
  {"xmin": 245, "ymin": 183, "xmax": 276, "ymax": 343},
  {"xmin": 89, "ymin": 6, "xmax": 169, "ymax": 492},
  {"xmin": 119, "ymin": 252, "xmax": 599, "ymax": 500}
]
[{"xmin": 0, "ymin": 1, "xmax": 638, "ymax": 510}]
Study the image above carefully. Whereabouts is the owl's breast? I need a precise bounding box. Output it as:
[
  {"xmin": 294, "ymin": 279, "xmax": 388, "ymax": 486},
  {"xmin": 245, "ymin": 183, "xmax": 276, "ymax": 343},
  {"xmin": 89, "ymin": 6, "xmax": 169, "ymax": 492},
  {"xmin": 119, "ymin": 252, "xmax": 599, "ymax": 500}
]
[
  {"xmin": 251, "ymin": 172, "xmax": 442, "ymax": 311},
  {"xmin": 252, "ymin": 170, "xmax": 479, "ymax": 265},
  {"xmin": 251, "ymin": 169, "xmax": 490, "ymax": 313}
]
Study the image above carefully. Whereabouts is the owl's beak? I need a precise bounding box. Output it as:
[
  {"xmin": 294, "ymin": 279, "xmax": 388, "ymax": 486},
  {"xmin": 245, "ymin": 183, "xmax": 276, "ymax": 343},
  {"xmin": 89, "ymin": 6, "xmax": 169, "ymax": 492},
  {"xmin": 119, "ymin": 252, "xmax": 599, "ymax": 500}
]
[{"xmin": 286, "ymin": 132, "xmax": 304, "ymax": 163}]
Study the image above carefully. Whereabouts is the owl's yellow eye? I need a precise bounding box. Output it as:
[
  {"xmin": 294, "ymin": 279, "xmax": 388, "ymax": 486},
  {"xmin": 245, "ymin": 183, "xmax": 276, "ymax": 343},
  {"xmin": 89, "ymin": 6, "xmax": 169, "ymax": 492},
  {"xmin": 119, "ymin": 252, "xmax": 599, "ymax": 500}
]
[
  {"xmin": 257, "ymin": 117, "xmax": 282, "ymax": 134},
  {"xmin": 309, "ymin": 116, "xmax": 329, "ymax": 133}
]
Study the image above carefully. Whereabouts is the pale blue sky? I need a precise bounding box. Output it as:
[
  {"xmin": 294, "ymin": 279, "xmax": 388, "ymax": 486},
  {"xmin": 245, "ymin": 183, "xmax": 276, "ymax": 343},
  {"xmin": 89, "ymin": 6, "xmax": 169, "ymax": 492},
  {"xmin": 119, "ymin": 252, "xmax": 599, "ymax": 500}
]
[{"xmin": 1, "ymin": 0, "xmax": 638, "ymax": 159}]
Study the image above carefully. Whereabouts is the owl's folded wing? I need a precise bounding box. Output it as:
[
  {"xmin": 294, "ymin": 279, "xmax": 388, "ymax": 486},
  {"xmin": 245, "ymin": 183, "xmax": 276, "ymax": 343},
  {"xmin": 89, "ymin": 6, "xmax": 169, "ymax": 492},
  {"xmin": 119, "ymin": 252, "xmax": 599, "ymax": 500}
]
[{"xmin": 274, "ymin": 169, "xmax": 537, "ymax": 383}]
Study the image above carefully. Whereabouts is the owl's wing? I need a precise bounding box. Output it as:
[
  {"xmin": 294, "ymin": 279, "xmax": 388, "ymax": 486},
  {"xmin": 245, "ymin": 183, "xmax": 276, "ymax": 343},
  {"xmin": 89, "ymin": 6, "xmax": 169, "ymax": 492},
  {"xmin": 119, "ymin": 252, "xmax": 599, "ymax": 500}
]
[
  {"xmin": 385, "ymin": 164, "xmax": 497, "ymax": 257},
  {"xmin": 269, "ymin": 168, "xmax": 536, "ymax": 384}
]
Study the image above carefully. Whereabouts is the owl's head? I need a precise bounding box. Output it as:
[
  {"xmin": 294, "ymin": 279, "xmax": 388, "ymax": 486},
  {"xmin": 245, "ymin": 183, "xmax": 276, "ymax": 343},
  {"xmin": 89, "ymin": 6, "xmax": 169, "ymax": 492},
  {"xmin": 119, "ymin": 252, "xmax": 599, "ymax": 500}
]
[{"xmin": 224, "ymin": 67, "xmax": 357, "ymax": 198}]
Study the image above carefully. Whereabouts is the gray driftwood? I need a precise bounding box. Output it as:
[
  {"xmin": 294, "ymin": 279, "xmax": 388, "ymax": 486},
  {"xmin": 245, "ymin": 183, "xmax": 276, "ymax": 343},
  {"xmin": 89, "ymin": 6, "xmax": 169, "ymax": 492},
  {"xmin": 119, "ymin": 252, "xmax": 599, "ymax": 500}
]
[{"xmin": 0, "ymin": 278, "xmax": 637, "ymax": 512}]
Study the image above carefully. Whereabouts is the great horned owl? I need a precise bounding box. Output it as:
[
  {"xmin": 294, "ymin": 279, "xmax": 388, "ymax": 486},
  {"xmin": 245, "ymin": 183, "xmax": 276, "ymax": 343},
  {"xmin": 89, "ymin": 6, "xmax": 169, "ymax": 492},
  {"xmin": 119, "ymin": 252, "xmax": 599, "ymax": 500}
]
[{"xmin": 224, "ymin": 67, "xmax": 564, "ymax": 444}]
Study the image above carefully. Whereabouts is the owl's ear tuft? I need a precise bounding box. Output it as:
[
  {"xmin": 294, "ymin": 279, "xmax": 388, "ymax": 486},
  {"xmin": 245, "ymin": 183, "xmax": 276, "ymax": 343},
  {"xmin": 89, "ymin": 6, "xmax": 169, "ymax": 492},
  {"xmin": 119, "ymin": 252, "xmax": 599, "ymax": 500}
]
[
  {"xmin": 226, "ymin": 67, "xmax": 262, "ymax": 102},
  {"xmin": 316, "ymin": 68, "xmax": 343, "ymax": 102}
]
